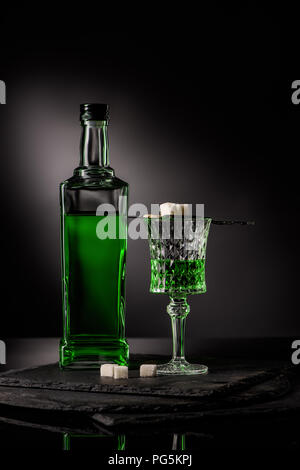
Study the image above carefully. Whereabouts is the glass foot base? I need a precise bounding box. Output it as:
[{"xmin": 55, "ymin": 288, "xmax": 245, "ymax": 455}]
[{"xmin": 156, "ymin": 359, "xmax": 208, "ymax": 376}]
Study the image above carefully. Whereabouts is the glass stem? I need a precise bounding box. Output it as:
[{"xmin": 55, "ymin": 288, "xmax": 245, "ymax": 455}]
[{"xmin": 167, "ymin": 296, "xmax": 190, "ymax": 362}]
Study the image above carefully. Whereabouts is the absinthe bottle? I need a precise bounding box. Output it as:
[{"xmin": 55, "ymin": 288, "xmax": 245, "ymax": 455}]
[{"xmin": 59, "ymin": 104, "xmax": 129, "ymax": 368}]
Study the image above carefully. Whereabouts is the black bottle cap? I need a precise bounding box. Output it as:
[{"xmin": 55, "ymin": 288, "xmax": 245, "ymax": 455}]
[{"xmin": 80, "ymin": 103, "xmax": 109, "ymax": 121}]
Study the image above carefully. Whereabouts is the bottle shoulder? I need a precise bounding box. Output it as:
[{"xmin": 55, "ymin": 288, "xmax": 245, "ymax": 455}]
[
  {"xmin": 60, "ymin": 174, "xmax": 128, "ymax": 191},
  {"xmin": 60, "ymin": 174, "xmax": 128, "ymax": 214}
]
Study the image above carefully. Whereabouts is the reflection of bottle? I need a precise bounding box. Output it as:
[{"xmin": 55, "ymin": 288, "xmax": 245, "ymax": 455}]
[
  {"xmin": 63, "ymin": 433, "xmax": 126, "ymax": 451},
  {"xmin": 59, "ymin": 104, "xmax": 129, "ymax": 368},
  {"xmin": 172, "ymin": 433, "xmax": 186, "ymax": 450}
]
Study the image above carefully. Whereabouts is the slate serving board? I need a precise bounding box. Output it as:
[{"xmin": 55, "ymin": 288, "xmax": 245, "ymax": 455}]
[
  {"xmin": 0, "ymin": 361, "xmax": 284, "ymax": 399},
  {"xmin": 0, "ymin": 357, "xmax": 297, "ymax": 431}
]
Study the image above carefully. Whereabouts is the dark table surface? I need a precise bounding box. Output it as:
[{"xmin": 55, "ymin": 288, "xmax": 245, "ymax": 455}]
[{"xmin": 0, "ymin": 337, "xmax": 299, "ymax": 451}]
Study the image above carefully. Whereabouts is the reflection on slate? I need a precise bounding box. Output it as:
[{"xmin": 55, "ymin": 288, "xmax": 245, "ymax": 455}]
[
  {"xmin": 63, "ymin": 433, "xmax": 126, "ymax": 451},
  {"xmin": 0, "ymin": 354, "xmax": 299, "ymax": 449},
  {"xmin": 62, "ymin": 433, "xmax": 186, "ymax": 451}
]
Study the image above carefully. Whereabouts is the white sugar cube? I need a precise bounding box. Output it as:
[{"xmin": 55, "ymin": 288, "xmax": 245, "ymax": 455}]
[
  {"xmin": 113, "ymin": 365, "xmax": 128, "ymax": 379},
  {"xmin": 100, "ymin": 364, "xmax": 115, "ymax": 377},
  {"xmin": 160, "ymin": 202, "xmax": 190, "ymax": 217},
  {"xmin": 140, "ymin": 364, "xmax": 157, "ymax": 377}
]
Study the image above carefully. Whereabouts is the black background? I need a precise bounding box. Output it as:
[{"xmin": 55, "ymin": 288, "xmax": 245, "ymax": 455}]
[{"xmin": 0, "ymin": 5, "xmax": 296, "ymax": 341}]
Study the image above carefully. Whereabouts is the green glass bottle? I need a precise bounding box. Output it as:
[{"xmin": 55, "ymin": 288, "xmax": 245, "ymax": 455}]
[{"xmin": 59, "ymin": 104, "xmax": 129, "ymax": 369}]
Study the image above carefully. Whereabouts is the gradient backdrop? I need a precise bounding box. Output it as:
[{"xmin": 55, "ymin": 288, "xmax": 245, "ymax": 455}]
[{"xmin": 0, "ymin": 6, "xmax": 294, "ymax": 341}]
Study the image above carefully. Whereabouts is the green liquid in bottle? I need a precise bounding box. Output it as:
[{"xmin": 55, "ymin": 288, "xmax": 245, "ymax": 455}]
[{"xmin": 60, "ymin": 214, "xmax": 129, "ymax": 368}]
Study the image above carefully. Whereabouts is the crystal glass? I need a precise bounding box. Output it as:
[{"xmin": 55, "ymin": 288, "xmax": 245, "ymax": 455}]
[{"xmin": 145, "ymin": 215, "xmax": 211, "ymax": 375}]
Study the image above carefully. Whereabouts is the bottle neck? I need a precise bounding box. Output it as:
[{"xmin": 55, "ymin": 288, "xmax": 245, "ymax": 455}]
[{"xmin": 75, "ymin": 120, "xmax": 114, "ymax": 177}]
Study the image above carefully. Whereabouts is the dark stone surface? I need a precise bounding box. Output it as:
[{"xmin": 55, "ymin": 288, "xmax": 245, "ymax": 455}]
[
  {"xmin": 0, "ymin": 369, "xmax": 273, "ymax": 398},
  {"xmin": 0, "ymin": 341, "xmax": 299, "ymax": 448},
  {"xmin": 0, "ymin": 356, "xmax": 298, "ymax": 430},
  {"xmin": 0, "ymin": 357, "xmax": 288, "ymax": 400}
]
